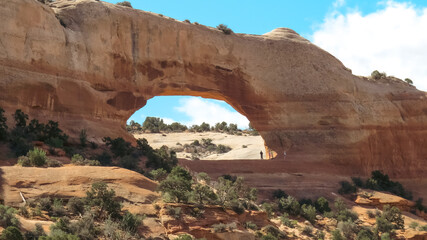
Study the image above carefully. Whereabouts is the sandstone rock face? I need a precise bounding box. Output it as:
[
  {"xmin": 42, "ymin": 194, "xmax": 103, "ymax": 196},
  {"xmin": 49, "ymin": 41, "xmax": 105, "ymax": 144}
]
[{"xmin": 1, "ymin": 0, "xmax": 426, "ymax": 177}]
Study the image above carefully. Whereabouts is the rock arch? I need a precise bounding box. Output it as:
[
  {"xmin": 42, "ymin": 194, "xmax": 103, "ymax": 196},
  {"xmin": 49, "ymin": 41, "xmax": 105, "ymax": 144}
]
[{"xmin": 1, "ymin": 0, "xmax": 426, "ymax": 177}]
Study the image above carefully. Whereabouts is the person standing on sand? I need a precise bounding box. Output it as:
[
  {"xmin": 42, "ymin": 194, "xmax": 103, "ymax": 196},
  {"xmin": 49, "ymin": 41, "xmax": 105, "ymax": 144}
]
[
  {"xmin": 283, "ymin": 151, "xmax": 286, "ymax": 160},
  {"xmin": 260, "ymin": 151, "xmax": 263, "ymax": 159}
]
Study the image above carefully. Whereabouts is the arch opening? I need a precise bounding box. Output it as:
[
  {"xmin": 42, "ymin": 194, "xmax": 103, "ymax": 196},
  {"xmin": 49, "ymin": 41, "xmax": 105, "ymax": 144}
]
[{"xmin": 126, "ymin": 96, "xmax": 274, "ymax": 160}]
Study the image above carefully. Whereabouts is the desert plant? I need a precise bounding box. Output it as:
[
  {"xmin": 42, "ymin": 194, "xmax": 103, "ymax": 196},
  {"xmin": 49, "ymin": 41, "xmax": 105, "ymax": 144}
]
[
  {"xmin": 356, "ymin": 228, "xmax": 375, "ymax": 240},
  {"xmin": 0, "ymin": 226, "xmax": 23, "ymax": 240},
  {"xmin": 67, "ymin": 197, "xmax": 85, "ymax": 215},
  {"xmin": 301, "ymin": 204, "xmax": 316, "ymax": 223},
  {"xmin": 404, "ymin": 78, "xmax": 413, "ymax": 85},
  {"xmin": 302, "ymin": 225, "xmax": 313, "ymax": 236},
  {"xmin": 116, "ymin": 1, "xmax": 132, "ymax": 8},
  {"xmin": 159, "ymin": 166, "xmax": 193, "ymax": 203},
  {"xmin": 0, "ymin": 108, "xmax": 7, "ymax": 142},
  {"xmin": 278, "ymin": 196, "xmax": 300, "ymax": 216},
  {"xmin": 212, "ymin": 223, "xmax": 227, "ymax": 233},
  {"xmin": 79, "ymin": 129, "xmax": 87, "ymax": 147},
  {"xmin": 376, "ymin": 205, "xmax": 404, "ymax": 233},
  {"xmin": 409, "ymin": 221, "xmax": 419, "ymax": 230},
  {"xmin": 86, "ymin": 182, "xmax": 122, "ymax": 220},
  {"xmin": 120, "ymin": 211, "xmax": 144, "ymax": 233},
  {"xmin": 371, "ymin": 70, "xmax": 386, "ymax": 80},
  {"xmin": 332, "ymin": 229, "xmax": 345, "ymax": 240},
  {"xmin": 315, "ymin": 196, "xmax": 331, "ymax": 213},
  {"xmin": 280, "ymin": 213, "xmax": 297, "ymax": 228},
  {"xmin": 0, "ymin": 205, "xmax": 20, "ymax": 228},
  {"xmin": 46, "ymin": 158, "xmax": 63, "ymax": 167},
  {"xmin": 150, "ymin": 168, "xmax": 168, "ymax": 181},
  {"xmin": 337, "ymin": 220, "xmax": 358, "ymax": 239},
  {"xmin": 16, "ymin": 156, "xmax": 31, "ymax": 167},
  {"xmin": 418, "ymin": 224, "xmax": 427, "ymax": 231},
  {"xmin": 166, "ymin": 206, "xmax": 182, "ymax": 219},
  {"xmin": 338, "ymin": 180, "xmax": 357, "ymax": 194},
  {"xmin": 27, "ymin": 148, "xmax": 47, "ymax": 167},
  {"xmin": 216, "ymin": 24, "xmax": 233, "ymax": 34},
  {"xmin": 244, "ymin": 221, "xmax": 258, "ymax": 230}
]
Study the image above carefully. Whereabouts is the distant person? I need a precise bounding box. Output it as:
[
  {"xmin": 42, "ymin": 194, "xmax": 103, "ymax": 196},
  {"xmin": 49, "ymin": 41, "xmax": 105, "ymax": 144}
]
[
  {"xmin": 283, "ymin": 151, "xmax": 287, "ymax": 160},
  {"xmin": 260, "ymin": 151, "xmax": 263, "ymax": 159}
]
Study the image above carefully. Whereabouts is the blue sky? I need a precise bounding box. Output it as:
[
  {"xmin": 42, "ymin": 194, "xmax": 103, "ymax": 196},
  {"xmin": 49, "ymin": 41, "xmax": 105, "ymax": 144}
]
[{"xmin": 103, "ymin": 0, "xmax": 427, "ymax": 128}]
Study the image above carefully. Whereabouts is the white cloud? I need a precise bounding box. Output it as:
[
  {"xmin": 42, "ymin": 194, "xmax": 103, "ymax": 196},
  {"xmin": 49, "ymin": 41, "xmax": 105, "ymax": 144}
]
[
  {"xmin": 160, "ymin": 117, "xmax": 176, "ymax": 125},
  {"xmin": 333, "ymin": 0, "xmax": 345, "ymax": 8},
  {"xmin": 312, "ymin": 1, "xmax": 427, "ymax": 91},
  {"xmin": 175, "ymin": 98, "xmax": 250, "ymax": 129}
]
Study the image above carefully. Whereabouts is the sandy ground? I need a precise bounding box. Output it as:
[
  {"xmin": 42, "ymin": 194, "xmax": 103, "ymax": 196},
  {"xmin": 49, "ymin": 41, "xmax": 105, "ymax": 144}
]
[{"xmin": 133, "ymin": 132, "xmax": 266, "ymax": 160}]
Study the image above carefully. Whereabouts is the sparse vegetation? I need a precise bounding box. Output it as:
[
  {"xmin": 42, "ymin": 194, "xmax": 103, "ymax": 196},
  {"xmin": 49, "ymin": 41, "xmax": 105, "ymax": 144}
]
[
  {"xmin": 116, "ymin": 1, "xmax": 132, "ymax": 8},
  {"xmin": 371, "ymin": 70, "xmax": 387, "ymax": 80},
  {"xmin": 216, "ymin": 24, "xmax": 233, "ymax": 34}
]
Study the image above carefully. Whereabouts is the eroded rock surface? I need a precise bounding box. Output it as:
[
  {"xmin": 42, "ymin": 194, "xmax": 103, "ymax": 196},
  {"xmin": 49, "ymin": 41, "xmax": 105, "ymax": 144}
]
[{"xmin": 1, "ymin": 0, "xmax": 427, "ymax": 177}]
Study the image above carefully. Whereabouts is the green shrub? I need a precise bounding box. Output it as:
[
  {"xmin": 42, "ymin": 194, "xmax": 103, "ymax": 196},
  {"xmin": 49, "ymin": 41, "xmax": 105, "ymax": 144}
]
[
  {"xmin": 302, "ymin": 225, "xmax": 313, "ymax": 236},
  {"xmin": 356, "ymin": 228, "xmax": 375, "ymax": 240},
  {"xmin": 262, "ymin": 225, "xmax": 283, "ymax": 238},
  {"xmin": 337, "ymin": 209, "xmax": 359, "ymax": 222},
  {"xmin": 27, "ymin": 148, "xmax": 47, "ymax": 167},
  {"xmin": 46, "ymin": 158, "xmax": 63, "ymax": 167},
  {"xmin": 86, "ymin": 182, "xmax": 121, "ymax": 220},
  {"xmin": 17, "ymin": 156, "xmax": 31, "ymax": 167},
  {"xmin": 188, "ymin": 207, "xmax": 205, "ymax": 219},
  {"xmin": 332, "ymin": 229, "xmax": 345, "ymax": 240},
  {"xmin": 371, "ymin": 70, "xmax": 386, "ymax": 80},
  {"xmin": 39, "ymin": 229, "xmax": 79, "ymax": 240},
  {"xmin": 418, "ymin": 224, "xmax": 427, "ymax": 231},
  {"xmin": 337, "ymin": 220, "xmax": 357, "ymax": 239},
  {"xmin": 159, "ymin": 166, "xmax": 192, "ymax": 203},
  {"xmin": 365, "ymin": 170, "xmax": 412, "ymax": 200},
  {"xmin": 244, "ymin": 221, "xmax": 258, "ymax": 230},
  {"xmin": 376, "ymin": 205, "xmax": 404, "ymax": 233},
  {"xmin": 96, "ymin": 151, "xmax": 112, "ymax": 166},
  {"xmin": 409, "ymin": 221, "xmax": 419, "ymax": 230},
  {"xmin": 315, "ymin": 197, "xmax": 331, "ymax": 213},
  {"xmin": 120, "ymin": 211, "xmax": 144, "ymax": 233},
  {"xmin": 352, "ymin": 177, "xmax": 365, "ymax": 188},
  {"xmin": 0, "ymin": 108, "xmax": 8, "ymax": 142},
  {"xmin": 216, "ymin": 144, "xmax": 231, "ymax": 153},
  {"xmin": 66, "ymin": 197, "xmax": 85, "ymax": 215},
  {"xmin": 38, "ymin": 197, "xmax": 52, "ymax": 211},
  {"xmin": 212, "ymin": 223, "xmax": 227, "ymax": 233},
  {"xmin": 166, "ymin": 206, "xmax": 182, "ymax": 219},
  {"xmin": 367, "ymin": 210, "xmax": 376, "ymax": 218},
  {"xmin": 51, "ymin": 199, "xmax": 66, "ymax": 217},
  {"xmin": 280, "ymin": 213, "xmax": 297, "ymax": 228},
  {"xmin": 262, "ymin": 202, "xmax": 274, "ymax": 218},
  {"xmin": 0, "ymin": 204, "xmax": 20, "ymax": 228},
  {"xmin": 338, "ymin": 181, "xmax": 357, "ymax": 194},
  {"xmin": 278, "ymin": 196, "xmax": 300, "ymax": 216},
  {"xmin": 216, "ymin": 24, "xmax": 233, "ymax": 34},
  {"xmin": 272, "ymin": 189, "xmax": 288, "ymax": 199},
  {"xmin": 191, "ymin": 183, "xmax": 217, "ymax": 205},
  {"xmin": 316, "ymin": 230, "xmax": 325, "ymax": 240},
  {"xmin": 116, "ymin": 1, "xmax": 132, "ymax": 8},
  {"xmin": 0, "ymin": 226, "xmax": 23, "ymax": 240},
  {"xmin": 150, "ymin": 168, "xmax": 168, "ymax": 181},
  {"xmin": 381, "ymin": 232, "xmax": 391, "ymax": 240},
  {"xmin": 404, "ymin": 78, "xmax": 413, "ymax": 85},
  {"xmin": 79, "ymin": 129, "xmax": 87, "ymax": 147},
  {"xmin": 301, "ymin": 204, "xmax": 316, "ymax": 223},
  {"xmin": 103, "ymin": 137, "xmax": 133, "ymax": 157},
  {"xmin": 71, "ymin": 154, "xmax": 100, "ymax": 166},
  {"xmin": 261, "ymin": 234, "xmax": 278, "ymax": 240},
  {"xmin": 118, "ymin": 155, "xmax": 138, "ymax": 170}
]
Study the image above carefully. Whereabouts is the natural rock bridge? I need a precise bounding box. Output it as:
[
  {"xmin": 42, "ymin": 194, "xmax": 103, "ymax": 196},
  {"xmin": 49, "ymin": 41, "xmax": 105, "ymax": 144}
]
[{"xmin": 1, "ymin": 0, "xmax": 426, "ymax": 177}]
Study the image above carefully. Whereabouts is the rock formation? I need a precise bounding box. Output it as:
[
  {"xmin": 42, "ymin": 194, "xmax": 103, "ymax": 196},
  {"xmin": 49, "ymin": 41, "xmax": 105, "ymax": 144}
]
[{"xmin": 1, "ymin": 0, "xmax": 426, "ymax": 177}]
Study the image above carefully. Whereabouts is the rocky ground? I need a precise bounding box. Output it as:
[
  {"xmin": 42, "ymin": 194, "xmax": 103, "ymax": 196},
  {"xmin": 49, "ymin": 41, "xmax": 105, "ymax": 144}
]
[{"xmin": 0, "ymin": 164, "xmax": 426, "ymax": 239}]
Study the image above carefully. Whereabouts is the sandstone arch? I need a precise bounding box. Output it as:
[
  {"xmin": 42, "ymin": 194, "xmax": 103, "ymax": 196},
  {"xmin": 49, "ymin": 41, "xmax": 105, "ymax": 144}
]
[{"xmin": 1, "ymin": 0, "xmax": 427, "ymax": 177}]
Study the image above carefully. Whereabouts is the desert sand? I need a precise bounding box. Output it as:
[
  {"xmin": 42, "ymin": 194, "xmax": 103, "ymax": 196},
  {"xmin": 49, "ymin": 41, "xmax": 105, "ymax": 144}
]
[{"xmin": 133, "ymin": 132, "xmax": 266, "ymax": 160}]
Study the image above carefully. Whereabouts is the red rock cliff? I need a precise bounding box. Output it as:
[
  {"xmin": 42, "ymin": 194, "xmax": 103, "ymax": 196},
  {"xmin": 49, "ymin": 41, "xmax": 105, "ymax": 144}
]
[{"xmin": 0, "ymin": 0, "xmax": 426, "ymax": 177}]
